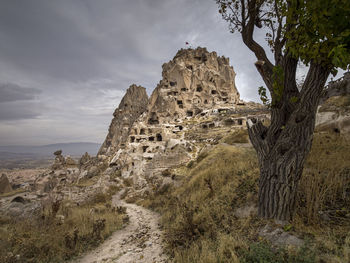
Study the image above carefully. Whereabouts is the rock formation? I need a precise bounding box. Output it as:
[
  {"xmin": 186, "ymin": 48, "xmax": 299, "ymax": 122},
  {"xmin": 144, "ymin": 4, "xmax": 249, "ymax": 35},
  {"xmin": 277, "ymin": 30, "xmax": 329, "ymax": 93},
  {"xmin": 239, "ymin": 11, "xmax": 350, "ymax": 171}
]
[
  {"xmin": 317, "ymin": 72, "xmax": 350, "ymax": 133},
  {"xmin": 145, "ymin": 47, "xmax": 240, "ymax": 124},
  {"xmin": 79, "ymin": 152, "xmax": 92, "ymax": 168},
  {"xmin": 98, "ymin": 84, "xmax": 149, "ymax": 156},
  {"xmin": 0, "ymin": 174, "xmax": 13, "ymax": 194},
  {"xmin": 52, "ymin": 150, "xmax": 66, "ymax": 170},
  {"xmin": 322, "ymin": 72, "xmax": 350, "ymax": 102},
  {"xmin": 97, "ymin": 47, "xmax": 265, "ymax": 197}
]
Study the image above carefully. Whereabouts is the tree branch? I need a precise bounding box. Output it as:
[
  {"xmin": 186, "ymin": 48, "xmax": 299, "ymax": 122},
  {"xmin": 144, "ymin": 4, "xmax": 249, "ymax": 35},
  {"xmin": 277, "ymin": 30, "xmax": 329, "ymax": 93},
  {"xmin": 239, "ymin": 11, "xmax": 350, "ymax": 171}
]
[
  {"xmin": 241, "ymin": 0, "xmax": 274, "ymax": 90},
  {"xmin": 247, "ymin": 119, "xmax": 269, "ymax": 158}
]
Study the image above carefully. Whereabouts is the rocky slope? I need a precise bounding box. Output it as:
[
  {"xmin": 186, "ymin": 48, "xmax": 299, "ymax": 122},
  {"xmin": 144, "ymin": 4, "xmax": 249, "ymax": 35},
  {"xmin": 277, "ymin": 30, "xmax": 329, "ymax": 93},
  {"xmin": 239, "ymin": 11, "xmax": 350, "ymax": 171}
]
[
  {"xmin": 98, "ymin": 84, "xmax": 149, "ymax": 156},
  {"xmin": 316, "ymin": 72, "xmax": 350, "ymax": 133},
  {"xmin": 96, "ymin": 47, "xmax": 268, "ymax": 199}
]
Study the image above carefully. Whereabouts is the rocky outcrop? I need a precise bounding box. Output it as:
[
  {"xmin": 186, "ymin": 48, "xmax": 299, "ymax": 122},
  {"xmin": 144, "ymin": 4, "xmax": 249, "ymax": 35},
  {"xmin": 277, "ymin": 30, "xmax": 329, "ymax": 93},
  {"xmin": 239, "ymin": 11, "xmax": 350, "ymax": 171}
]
[
  {"xmin": 145, "ymin": 47, "xmax": 240, "ymax": 124},
  {"xmin": 316, "ymin": 72, "xmax": 350, "ymax": 133},
  {"xmin": 51, "ymin": 150, "xmax": 66, "ymax": 170},
  {"xmin": 98, "ymin": 85, "xmax": 149, "ymax": 156},
  {"xmin": 79, "ymin": 152, "xmax": 92, "ymax": 169},
  {"xmin": 102, "ymin": 47, "xmax": 252, "ymax": 197},
  {"xmin": 322, "ymin": 72, "xmax": 350, "ymax": 102},
  {"xmin": 0, "ymin": 174, "xmax": 13, "ymax": 194}
]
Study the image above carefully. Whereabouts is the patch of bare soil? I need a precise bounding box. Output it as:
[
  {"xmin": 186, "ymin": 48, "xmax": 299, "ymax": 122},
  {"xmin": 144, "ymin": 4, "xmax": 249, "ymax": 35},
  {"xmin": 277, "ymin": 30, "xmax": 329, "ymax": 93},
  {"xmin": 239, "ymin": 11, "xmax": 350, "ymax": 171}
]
[{"xmin": 75, "ymin": 195, "xmax": 168, "ymax": 263}]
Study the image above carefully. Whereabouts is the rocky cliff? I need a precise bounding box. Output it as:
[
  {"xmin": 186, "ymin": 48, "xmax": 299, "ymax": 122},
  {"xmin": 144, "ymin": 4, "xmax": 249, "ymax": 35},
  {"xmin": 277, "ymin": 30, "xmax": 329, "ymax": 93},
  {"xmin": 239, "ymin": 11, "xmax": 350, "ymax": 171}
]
[
  {"xmin": 96, "ymin": 47, "xmax": 268, "ymax": 198},
  {"xmin": 145, "ymin": 47, "xmax": 240, "ymax": 124},
  {"xmin": 98, "ymin": 84, "xmax": 149, "ymax": 156}
]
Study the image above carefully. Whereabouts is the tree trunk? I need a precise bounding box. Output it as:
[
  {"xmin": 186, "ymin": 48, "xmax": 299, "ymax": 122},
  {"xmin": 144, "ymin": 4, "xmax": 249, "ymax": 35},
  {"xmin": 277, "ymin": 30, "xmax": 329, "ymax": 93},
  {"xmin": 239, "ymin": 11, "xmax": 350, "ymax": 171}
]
[
  {"xmin": 257, "ymin": 133, "xmax": 310, "ymax": 221},
  {"xmin": 248, "ymin": 62, "xmax": 331, "ymax": 221}
]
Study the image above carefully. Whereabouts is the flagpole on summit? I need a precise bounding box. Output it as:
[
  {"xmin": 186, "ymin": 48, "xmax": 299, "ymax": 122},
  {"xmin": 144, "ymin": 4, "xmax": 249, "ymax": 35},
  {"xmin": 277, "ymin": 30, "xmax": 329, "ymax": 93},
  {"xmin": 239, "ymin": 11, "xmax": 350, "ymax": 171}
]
[{"xmin": 185, "ymin": 42, "xmax": 192, "ymax": 49}]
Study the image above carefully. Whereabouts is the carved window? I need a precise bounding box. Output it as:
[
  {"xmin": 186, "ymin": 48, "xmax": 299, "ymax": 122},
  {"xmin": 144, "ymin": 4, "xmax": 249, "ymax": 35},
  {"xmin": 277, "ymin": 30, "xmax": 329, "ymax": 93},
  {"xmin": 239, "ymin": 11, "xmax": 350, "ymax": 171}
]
[{"xmin": 186, "ymin": 111, "xmax": 193, "ymax": 117}]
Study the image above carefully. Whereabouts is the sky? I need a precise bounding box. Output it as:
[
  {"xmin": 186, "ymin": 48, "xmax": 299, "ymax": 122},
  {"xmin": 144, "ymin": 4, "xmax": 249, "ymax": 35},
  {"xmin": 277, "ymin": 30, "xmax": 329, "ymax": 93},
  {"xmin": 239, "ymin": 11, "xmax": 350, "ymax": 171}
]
[{"xmin": 0, "ymin": 0, "xmax": 345, "ymax": 146}]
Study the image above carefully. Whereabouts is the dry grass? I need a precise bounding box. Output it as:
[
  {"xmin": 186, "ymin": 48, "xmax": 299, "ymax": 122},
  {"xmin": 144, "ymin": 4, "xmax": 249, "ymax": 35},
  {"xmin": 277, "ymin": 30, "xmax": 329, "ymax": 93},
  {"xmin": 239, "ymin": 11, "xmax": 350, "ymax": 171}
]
[
  {"xmin": 143, "ymin": 145, "xmax": 262, "ymax": 262},
  {"xmin": 297, "ymin": 132, "xmax": 350, "ymax": 224},
  {"xmin": 0, "ymin": 188, "xmax": 26, "ymax": 198},
  {"xmin": 221, "ymin": 129, "xmax": 249, "ymax": 144},
  {"xmin": 143, "ymin": 131, "xmax": 350, "ymax": 262},
  {"xmin": 73, "ymin": 176, "xmax": 98, "ymax": 188},
  {"xmin": 0, "ymin": 189, "xmax": 125, "ymax": 263},
  {"xmin": 319, "ymin": 95, "xmax": 350, "ymax": 113}
]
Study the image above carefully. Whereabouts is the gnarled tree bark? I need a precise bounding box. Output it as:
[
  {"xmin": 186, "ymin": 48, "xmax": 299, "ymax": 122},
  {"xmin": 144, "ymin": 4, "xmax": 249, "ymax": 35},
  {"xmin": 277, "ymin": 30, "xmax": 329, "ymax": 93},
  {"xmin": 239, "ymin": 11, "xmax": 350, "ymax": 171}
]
[{"xmin": 248, "ymin": 62, "xmax": 331, "ymax": 220}]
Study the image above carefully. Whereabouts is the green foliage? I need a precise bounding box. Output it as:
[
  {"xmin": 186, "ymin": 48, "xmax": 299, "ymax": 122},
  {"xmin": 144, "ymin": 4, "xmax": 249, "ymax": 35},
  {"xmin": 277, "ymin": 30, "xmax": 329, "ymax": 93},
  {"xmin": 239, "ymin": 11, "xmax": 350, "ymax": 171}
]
[
  {"xmin": 289, "ymin": 96, "xmax": 299, "ymax": 104},
  {"xmin": 217, "ymin": 0, "xmax": 350, "ymax": 73},
  {"xmin": 272, "ymin": 65, "xmax": 284, "ymax": 104},
  {"xmin": 258, "ymin": 86, "xmax": 270, "ymax": 106},
  {"xmin": 285, "ymin": 0, "xmax": 350, "ymax": 70},
  {"xmin": 258, "ymin": 66, "xmax": 286, "ymax": 107}
]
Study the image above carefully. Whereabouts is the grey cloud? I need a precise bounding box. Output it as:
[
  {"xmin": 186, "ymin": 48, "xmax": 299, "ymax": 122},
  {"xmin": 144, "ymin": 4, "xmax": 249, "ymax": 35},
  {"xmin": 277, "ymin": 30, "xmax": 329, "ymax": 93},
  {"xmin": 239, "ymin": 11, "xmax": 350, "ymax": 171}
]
[
  {"xmin": 0, "ymin": 83, "xmax": 41, "ymax": 103},
  {"xmin": 0, "ymin": 101, "xmax": 42, "ymax": 121},
  {"xmin": 0, "ymin": 0, "xmax": 268, "ymax": 145},
  {"xmin": 1, "ymin": 0, "xmax": 341, "ymax": 146}
]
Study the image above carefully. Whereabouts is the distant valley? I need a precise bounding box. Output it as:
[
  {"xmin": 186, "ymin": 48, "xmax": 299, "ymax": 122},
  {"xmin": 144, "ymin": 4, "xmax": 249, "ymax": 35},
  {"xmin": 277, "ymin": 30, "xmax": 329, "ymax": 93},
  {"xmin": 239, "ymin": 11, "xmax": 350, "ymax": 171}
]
[{"xmin": 0, "ymin": 142, "xmax": 100, "ymax": 169}]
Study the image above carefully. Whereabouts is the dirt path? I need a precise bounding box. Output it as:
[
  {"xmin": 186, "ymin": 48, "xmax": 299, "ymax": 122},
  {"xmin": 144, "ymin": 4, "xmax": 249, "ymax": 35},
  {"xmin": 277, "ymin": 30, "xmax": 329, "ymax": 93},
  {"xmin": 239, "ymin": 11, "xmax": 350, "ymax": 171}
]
[{"xmin": 75, "ymin": 195, "xmax": 168, "ymax": 263}]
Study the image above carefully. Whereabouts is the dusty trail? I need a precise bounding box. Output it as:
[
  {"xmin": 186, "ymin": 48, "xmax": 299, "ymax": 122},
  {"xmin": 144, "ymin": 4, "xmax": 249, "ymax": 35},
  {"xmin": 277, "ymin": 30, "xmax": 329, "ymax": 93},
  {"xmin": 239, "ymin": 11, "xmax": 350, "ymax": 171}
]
[{"xmin": 75, "ymin": 195, "xmax": 168, "ymax": 263}]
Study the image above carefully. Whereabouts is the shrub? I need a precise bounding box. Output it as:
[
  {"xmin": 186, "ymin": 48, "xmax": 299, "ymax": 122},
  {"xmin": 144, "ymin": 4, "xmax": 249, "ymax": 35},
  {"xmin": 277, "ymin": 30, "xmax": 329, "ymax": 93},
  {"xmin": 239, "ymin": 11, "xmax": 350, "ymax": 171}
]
[{"xmin": 0, "ymin": 189, "xmax": 124, "ymax": 263}]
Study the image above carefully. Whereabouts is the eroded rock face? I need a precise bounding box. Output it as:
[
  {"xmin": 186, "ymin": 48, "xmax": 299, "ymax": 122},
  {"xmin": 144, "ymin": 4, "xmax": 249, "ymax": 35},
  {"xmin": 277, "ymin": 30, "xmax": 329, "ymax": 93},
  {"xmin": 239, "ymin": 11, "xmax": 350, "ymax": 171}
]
[
  {"xmin": 145, "ymin": 47, "xmax": 240, "ymax": 124},
  {"xmin": 103, "ymin": 47, "xmax": 246, "ymax": 197},
  {"xmin": 0, "ymin": 174, "xmax": 13, "ymax": 194},
  {"xmin": 98, "ymin": 84, "xmax": 149, "ymax": 156},
  {"xmin": 316, "ymin": 74, "xmax": 350, "ymax": 134}
]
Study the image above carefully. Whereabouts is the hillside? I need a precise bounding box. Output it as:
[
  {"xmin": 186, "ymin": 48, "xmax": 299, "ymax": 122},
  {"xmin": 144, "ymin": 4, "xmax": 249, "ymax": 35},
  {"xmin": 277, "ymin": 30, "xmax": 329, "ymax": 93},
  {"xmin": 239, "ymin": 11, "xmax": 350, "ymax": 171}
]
[{"xmin": 0, "ymin": 48, "xmax": 350, "ymax": 263}]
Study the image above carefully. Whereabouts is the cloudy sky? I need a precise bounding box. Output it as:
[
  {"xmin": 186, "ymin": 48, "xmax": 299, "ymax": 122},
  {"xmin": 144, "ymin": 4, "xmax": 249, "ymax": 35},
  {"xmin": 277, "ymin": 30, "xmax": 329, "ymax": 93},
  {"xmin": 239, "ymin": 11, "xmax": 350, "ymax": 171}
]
[{"xmin": 0, "ymin": 0, "xmax": 343, "ymax": 146}]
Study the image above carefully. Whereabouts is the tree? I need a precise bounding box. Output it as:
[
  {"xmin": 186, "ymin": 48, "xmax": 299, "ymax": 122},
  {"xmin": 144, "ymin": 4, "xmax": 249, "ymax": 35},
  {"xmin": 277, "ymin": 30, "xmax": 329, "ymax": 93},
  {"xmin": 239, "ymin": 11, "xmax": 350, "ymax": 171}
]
[{"xmin": 216, "ymin": 0, "xmax": 350, "ymax": 221}]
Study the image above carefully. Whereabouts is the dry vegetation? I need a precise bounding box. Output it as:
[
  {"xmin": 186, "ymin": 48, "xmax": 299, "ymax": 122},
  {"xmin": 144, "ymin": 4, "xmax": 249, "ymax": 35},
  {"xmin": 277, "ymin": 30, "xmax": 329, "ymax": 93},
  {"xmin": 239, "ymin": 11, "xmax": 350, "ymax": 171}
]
[
  {"xmin": 319, "ymin": 95, "xmax": 350, "ymax": 113},
  {"xmin": 221, "ymin": 129, "xmax": 249, "ymax": 144},
  {"xmin": 0, "ymin": 188, "xmax": 126, "ymax": 263},
  {"xmin": 143, "ymin": 131, "xmax": 350, "ymax": 262}
]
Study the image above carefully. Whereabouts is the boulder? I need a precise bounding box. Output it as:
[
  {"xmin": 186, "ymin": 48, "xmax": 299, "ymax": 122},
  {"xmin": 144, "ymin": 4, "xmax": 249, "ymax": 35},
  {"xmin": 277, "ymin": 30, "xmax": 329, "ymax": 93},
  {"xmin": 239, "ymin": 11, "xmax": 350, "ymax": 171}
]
[
  {"xmin": 87, "ymin": 166, "xmax": 99, "ymax": 178},
  {"xmin": 79, "ymin": 152, "xmax": 92, "ymax": 167},
  {"xmin": 54, "ymin": 150, "xmax": 62, "ymax": 156},
  {"xmin": 259, "ymin": 224, "xmax": 304, "ymax": 248},
  {"xmin": 0, "ymin": 174, "xmax": 13, "ymax": 194},
  {"xmin": 65, "ymin": 156, "xmax": 77, "ymax": 166}
]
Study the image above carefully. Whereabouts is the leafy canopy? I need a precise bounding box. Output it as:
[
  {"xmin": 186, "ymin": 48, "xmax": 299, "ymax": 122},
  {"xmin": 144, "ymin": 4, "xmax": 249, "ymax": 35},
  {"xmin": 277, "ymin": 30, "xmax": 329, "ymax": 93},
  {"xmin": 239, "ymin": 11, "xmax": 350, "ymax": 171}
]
[{"xmin": 217, "ymin": 0, "xmax": 350, "ymax": 72}]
